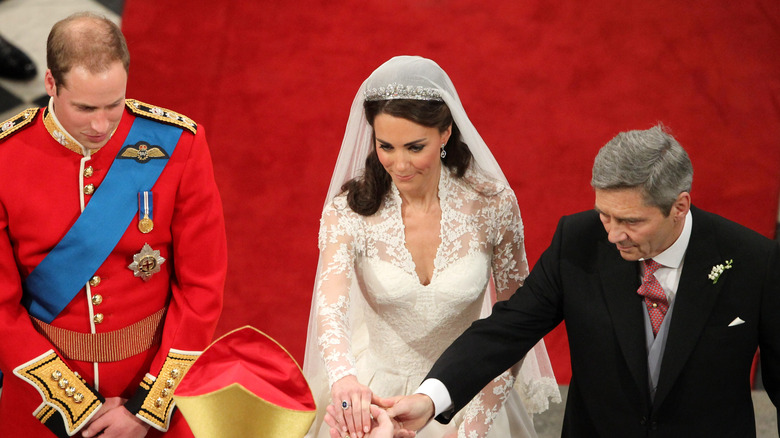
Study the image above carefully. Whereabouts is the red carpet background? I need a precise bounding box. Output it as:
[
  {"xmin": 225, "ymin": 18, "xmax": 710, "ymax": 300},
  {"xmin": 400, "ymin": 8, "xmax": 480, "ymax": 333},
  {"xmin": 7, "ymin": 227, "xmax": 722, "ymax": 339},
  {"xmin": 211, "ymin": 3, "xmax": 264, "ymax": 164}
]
[{"xmin": 121, "ymin": 1, "xmax": 780, "ymax": 383}]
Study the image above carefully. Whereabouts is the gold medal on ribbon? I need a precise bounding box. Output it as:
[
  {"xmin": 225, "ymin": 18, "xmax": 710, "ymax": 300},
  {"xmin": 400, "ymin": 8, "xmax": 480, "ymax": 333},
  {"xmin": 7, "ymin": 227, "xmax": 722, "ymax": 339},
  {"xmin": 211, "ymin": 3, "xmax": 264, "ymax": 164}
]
[
  {"xmin": 138, "ymin": 191, "xmax": 154, "ymax": 234},
  {"xmin": 138, "ymin": 214, "xmax": 154, "ymax": 233},
  {"xmin": 128, "ymin": 243, "xmax": 166, "ymax": 281}
]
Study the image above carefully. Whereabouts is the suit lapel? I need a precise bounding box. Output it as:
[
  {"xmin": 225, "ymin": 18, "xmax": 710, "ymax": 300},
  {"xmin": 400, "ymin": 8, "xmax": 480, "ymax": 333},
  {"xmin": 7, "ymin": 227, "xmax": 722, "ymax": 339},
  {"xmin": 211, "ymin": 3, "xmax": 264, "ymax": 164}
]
[
  {"xmin": 598, "ymin": 239, "xmax": 650, "ymax": 403},
  {"xmin": 653, "ymin": 209, "xmax": 724, "ymax": 408}
]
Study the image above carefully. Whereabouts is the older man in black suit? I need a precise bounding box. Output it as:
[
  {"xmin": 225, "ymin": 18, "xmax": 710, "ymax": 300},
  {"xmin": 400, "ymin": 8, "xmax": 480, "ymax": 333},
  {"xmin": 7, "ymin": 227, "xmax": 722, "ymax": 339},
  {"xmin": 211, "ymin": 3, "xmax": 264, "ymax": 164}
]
[{"xmin": 381, "ymin": 125, "xmax": 780, "ymax": 437}]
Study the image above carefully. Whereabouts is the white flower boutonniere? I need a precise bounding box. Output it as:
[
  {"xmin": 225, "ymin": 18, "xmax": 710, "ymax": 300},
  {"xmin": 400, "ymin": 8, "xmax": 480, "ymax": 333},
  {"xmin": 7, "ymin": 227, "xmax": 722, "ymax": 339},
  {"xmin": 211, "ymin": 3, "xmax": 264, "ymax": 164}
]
[{"xmin": 708, "ymin": 259, "xmax": 733, "ymax": 284}]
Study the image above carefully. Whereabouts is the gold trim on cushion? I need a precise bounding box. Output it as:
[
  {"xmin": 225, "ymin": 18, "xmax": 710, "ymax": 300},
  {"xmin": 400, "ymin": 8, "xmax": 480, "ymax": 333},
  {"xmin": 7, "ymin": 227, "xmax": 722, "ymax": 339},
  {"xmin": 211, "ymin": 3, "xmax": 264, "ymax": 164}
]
[
  {"xmin": 175, "ymin": 383, "xmax": 316, "ymax": 438},
  {"xmin": 30, "ymin": 307, "xmax": 166, "ymax": 362},
  {"xmin": 171, "ymin": 326, "xmax": 317, "ymax": 438},
  {"xmin": 135, "ymin": 349, "xmax": 200, "ymax": 431},
  {"xmin": 14, "ymin": 350, "xmax": 102, "ymax": 436}
]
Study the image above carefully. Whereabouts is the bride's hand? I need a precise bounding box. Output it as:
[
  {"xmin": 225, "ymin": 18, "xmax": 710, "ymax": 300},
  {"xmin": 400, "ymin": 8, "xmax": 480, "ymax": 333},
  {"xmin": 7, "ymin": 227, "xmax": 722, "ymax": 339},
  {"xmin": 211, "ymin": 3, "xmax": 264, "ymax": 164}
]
[{"xmin": 331, "ymin": 375, "xmax": 373, "ymax": 438}]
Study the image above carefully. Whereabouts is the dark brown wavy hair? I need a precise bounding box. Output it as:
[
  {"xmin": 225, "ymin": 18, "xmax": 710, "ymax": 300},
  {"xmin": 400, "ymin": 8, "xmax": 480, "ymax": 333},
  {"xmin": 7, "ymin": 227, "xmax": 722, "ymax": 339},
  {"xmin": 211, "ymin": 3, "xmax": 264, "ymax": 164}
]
[{"xmin": 341, "ymin": 99, "xmax": 473, "ymax": 216}]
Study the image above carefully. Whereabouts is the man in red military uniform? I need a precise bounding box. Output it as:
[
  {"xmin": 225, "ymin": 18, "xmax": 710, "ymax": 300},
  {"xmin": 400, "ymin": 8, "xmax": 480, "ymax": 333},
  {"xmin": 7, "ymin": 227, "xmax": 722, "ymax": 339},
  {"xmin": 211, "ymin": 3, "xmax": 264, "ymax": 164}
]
[{"xmin": 0, "ymin": 12, "xmax": 227, "ymax": 437}]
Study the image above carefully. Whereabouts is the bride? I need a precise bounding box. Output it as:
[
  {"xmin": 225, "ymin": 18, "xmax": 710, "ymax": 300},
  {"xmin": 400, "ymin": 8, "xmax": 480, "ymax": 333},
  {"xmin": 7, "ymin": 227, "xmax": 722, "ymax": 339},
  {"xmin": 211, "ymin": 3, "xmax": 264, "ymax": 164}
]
[{"xmin": 303, "ymin": 56, "xmax": 560, "ymax": 438}]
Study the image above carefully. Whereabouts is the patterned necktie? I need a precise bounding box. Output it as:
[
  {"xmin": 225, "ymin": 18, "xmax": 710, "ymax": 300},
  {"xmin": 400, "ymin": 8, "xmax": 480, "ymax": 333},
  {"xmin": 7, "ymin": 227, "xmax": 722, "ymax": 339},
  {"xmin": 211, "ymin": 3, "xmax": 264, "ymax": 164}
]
[{"xmin": 637, "ymin": 259, "xmax": 668, "ymax": 336}]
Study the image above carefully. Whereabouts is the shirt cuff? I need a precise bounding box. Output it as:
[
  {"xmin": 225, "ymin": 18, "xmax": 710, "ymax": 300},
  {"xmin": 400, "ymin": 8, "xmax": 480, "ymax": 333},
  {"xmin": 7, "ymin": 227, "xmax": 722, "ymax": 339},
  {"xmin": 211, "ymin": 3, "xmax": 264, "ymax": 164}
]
[{"xmin": 415, "ymin": 378, "xmax": 453, "ymax": 418}]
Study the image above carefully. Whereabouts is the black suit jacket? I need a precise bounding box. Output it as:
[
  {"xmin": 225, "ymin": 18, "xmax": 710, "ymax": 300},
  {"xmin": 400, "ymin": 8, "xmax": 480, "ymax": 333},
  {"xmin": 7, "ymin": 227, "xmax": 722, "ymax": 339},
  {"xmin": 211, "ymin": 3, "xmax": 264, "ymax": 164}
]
[{"xmin": 428, "ymin": 206, "xmax": 780, "ymax": 437}]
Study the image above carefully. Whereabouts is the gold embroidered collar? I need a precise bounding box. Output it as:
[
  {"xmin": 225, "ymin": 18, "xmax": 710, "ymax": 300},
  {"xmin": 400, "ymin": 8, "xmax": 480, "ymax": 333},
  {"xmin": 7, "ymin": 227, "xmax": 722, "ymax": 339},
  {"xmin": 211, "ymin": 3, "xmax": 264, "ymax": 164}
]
[{"xmin": 43, "ymin": 97, "xmax": 116, "ymax": 156}]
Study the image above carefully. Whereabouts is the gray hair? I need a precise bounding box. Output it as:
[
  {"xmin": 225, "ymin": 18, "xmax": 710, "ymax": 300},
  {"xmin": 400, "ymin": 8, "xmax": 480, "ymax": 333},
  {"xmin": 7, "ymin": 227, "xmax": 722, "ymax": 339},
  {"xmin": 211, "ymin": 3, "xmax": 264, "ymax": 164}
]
[{"xmin": 591, "ymin": 124, "xmax": 693, "ymax": 215}]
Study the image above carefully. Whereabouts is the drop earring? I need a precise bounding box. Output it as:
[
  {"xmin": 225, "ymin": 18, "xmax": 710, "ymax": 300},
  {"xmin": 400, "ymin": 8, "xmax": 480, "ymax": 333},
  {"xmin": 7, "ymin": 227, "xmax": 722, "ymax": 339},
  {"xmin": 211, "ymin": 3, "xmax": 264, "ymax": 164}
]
[{"xmin": 440, "ymin": 143, "xmax": 447, "ymax": 159}]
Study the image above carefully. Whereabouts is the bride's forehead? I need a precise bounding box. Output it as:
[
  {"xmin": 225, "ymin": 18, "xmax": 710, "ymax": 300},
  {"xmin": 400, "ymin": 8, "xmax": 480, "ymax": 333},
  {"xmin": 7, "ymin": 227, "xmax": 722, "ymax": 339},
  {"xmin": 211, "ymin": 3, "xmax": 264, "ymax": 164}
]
[{"xmin": 373, "ymin": 114, "xmax": 436, "ymax": 137}]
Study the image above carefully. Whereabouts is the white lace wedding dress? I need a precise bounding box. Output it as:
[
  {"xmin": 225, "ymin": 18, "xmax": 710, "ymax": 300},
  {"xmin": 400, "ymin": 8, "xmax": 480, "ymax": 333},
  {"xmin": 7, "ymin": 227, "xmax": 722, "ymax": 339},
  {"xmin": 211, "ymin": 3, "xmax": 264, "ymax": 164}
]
[{"xmin": 307, "ymin": 167, "xmax": 559, "ymax": 438}]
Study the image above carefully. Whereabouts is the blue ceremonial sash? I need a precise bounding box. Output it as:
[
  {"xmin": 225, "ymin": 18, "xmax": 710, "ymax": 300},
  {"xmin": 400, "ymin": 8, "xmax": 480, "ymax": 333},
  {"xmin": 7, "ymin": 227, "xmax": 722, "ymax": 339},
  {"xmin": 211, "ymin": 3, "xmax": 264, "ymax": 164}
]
[{"xmin": 22, "ymin": 117, "xmax": 183, "ymax": 323}]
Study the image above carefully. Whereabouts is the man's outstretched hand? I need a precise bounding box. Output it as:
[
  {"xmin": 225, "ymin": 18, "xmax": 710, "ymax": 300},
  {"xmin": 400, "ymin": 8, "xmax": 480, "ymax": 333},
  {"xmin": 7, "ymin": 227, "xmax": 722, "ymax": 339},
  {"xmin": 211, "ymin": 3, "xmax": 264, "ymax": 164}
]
[{"xmin": 379, "ymin": 394, "xmax": 435, "ymax": 436}]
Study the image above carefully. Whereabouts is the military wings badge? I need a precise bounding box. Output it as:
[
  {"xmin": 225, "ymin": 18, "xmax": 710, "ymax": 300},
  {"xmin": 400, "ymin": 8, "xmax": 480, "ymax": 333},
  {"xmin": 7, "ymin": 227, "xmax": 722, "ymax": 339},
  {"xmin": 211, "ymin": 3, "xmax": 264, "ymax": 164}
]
[{"xmin": 119, "ymin": 141, "xmax": 170, "ymax": 163}]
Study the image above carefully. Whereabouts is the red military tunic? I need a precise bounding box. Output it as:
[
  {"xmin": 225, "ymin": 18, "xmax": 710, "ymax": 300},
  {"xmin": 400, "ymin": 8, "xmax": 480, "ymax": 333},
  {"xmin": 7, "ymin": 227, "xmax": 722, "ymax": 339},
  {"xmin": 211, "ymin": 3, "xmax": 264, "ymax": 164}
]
[{"xmin": 0, "ymin": 100, "xmax": 227, "ymax": 436}]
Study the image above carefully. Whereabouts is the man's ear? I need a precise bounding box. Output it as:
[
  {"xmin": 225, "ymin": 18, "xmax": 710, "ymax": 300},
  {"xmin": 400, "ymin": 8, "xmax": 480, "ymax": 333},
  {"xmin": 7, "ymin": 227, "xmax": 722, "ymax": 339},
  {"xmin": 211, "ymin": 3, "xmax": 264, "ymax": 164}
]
[
  {"xmin": 672, "ymin": 192, "xmax": 691, "ymax": 221},
  {"xmin": 44, "ymin": 69, "xmax": 57, "ymax": 97}
]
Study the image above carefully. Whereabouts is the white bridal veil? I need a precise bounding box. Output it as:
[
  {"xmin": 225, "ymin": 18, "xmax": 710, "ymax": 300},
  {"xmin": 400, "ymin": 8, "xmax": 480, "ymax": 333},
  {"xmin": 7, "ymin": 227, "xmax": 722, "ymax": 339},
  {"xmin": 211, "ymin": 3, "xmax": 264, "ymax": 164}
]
[{"xmin": 303, "ymin": 56, "xmax": 560, "ymax": 431}]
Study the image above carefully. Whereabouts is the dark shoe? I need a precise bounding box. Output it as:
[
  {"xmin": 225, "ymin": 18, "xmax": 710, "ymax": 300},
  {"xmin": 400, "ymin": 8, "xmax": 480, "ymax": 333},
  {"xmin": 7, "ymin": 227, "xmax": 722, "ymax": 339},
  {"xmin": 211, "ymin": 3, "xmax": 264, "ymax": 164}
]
[{"xmin": 0, "ymin": 35, "xmax": 36, "ymax": 80}]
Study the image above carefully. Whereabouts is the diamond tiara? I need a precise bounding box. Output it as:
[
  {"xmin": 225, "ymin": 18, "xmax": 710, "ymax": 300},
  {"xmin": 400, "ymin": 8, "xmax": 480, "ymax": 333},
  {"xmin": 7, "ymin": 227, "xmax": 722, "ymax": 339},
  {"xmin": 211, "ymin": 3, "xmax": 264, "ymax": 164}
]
[{"xmin": 364, "ymin": 83, "xmax": 443, "ymax": 102}]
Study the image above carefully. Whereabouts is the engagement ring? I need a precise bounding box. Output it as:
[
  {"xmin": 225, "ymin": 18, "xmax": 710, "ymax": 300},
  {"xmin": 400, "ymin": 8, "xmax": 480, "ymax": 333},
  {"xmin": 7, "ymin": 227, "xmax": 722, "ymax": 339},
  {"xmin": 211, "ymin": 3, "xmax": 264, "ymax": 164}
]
[{"xmin": 341, "ymin": 400, "xmax": 350, "ymax": 410}]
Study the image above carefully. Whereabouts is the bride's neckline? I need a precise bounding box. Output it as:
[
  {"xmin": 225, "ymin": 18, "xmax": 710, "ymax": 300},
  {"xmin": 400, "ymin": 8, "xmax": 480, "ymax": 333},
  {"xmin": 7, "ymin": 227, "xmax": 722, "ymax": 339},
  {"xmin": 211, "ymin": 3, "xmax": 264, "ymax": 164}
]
[{"xmin": 391, "ymin": 167, "xmax": 452, "ymax": 286}]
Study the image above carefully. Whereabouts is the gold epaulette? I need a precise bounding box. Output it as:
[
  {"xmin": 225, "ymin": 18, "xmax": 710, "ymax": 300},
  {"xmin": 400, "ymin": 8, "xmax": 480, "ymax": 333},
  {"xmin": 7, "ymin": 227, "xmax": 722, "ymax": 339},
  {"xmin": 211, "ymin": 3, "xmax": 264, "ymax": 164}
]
[
  {"xmin": 13, "ymin": 350, "xmax": 102, "ymax": 437},
  {"xmin": 125, "ymin": 99, "xmax": 197, "ymax": 135},
  {"xmin": 0, "ymin": 107, "xmax": 39, "ymax": 142},
  {"xmin": 126, "ymin": 349, "xmax": 200, "ymax": 431}
]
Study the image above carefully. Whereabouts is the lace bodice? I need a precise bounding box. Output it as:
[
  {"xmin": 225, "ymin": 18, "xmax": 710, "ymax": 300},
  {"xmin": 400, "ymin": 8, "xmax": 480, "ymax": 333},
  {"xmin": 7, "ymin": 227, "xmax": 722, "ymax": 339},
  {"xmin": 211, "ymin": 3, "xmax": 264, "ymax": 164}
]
[{"xmin": 315, "ymin": 167, "xmax": 529, "ymax": 437}]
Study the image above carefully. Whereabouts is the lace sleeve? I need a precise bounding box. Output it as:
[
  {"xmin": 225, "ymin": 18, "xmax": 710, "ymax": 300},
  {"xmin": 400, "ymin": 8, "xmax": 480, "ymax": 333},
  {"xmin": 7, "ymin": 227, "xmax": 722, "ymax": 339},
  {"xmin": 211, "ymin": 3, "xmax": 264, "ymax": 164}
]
[
  {"xmin": 490, "ymin": 188, "xmax": 529, "ymax": 300},
  {"xmin": 458, "ymin": 188, "xmax": 530, "ymax": 438},
  {"xmin": 315, "ymin": 199, "xmax": 360, "ymax": 387},
  {"xmin": 458, "ymin": 367, "xmax": 519, "ymax": 438}
]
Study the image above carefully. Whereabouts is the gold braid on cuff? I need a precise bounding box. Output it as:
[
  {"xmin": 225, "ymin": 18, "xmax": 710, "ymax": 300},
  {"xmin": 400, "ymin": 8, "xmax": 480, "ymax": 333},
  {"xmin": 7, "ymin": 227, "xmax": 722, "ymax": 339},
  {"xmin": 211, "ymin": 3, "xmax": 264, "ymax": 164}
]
[
  {"xmin": 13, "ymin": 350, "xmax": 102, "ymax": 436},
  {"xmin": 126, "ymin": 349, "xmax": 200, "ymax": 432}
]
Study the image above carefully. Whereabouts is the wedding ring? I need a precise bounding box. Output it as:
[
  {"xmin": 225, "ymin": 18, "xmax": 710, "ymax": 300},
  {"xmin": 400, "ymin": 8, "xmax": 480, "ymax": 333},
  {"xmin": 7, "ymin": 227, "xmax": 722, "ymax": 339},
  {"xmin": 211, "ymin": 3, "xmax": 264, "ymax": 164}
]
[{"xmin": 341, "ymin": 400, "xmax": 350, "ymax": 410}]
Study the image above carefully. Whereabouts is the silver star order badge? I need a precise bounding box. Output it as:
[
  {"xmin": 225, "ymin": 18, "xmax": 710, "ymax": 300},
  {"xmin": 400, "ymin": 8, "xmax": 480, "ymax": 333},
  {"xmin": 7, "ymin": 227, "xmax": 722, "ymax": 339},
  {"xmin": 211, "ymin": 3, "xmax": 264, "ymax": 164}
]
[{"xmin": 128, "ymin": 243, "xmax": 166, "ymax": 281}]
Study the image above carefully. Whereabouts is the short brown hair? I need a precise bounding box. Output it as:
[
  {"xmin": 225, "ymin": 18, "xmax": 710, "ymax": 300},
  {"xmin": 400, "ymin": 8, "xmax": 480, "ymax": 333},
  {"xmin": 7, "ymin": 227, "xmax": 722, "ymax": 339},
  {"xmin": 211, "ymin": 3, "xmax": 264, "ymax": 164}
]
[{"xmin": 47, "ymin": 12, "xmax": 130, "ymax": 91}]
